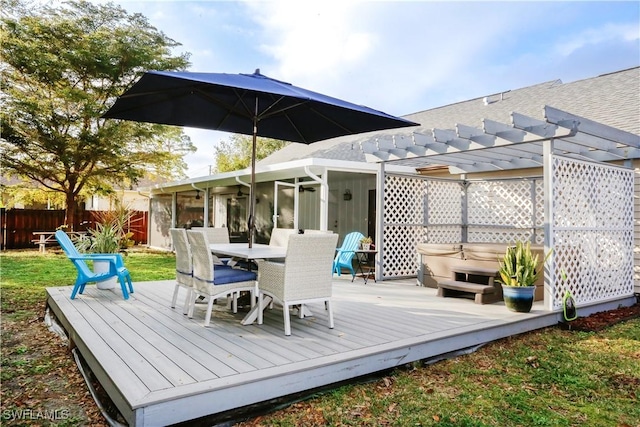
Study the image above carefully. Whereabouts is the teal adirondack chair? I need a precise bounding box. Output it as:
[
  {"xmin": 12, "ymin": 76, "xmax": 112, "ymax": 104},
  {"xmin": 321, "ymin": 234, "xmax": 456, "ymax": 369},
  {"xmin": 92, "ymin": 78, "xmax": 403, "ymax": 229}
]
[
  {"xmin": 55, "ymin": 230, "xmax": 134, "ymax": 300},
  {"xmin": 333, "ymin": 232, "xmax": 364, "ymax": 278}
]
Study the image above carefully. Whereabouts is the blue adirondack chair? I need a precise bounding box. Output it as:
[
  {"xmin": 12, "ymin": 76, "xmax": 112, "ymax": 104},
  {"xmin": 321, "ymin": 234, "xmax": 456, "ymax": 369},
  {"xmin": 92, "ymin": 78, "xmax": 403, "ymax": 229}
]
[
  {"xmin": 55, "ymin": 230, "xmax": 134, "ymax": 300},
  {"xmin": 333, "ymin": 231, "xmax": 364, "ymax": 278}
]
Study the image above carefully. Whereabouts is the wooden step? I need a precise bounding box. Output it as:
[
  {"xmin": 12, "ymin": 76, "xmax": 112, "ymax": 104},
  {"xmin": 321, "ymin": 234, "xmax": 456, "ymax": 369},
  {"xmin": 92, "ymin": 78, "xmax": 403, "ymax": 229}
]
[{"xmin": 437, "ymin": 279, "xmax": 502, "ymax": 305}]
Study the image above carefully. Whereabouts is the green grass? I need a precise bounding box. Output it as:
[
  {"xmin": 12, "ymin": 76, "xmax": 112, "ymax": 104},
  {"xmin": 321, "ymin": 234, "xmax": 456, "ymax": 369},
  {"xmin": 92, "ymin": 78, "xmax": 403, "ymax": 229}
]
[
  {"xmin": 0, "ymin": 249, "xmax": 175, "ymax": 312},
  {"xmin": 1, "ymin": 250, "xmax": 639, "ymax": 426},
  {"xmin": 1, "ymin": 249, "xmax": 177, "ymax": 426},
  {"xmin": 239, "ymin": 321, "xmax": 640, "ymax": 426}
]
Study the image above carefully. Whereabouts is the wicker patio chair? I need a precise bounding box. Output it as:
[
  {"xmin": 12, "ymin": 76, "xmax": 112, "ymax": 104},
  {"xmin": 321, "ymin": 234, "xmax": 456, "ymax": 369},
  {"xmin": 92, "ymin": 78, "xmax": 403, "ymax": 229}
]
[
  {"xmin": 257, "ymin": 233, "xmax": 339, "ymax": 336},
  {"xmin": 269, "ymin": 227, "xmax": 298, "ymax": 247},
  {"xmin": 191, "ymin": 226, "xmax": 230, "ymax": 265},
  {"xmin": 169, "ymin": 228, "xmax": 195, "ymax": 314},
  {"xmin": 186, "ymin": 230, "xmax": 257, "ymax": 326}
]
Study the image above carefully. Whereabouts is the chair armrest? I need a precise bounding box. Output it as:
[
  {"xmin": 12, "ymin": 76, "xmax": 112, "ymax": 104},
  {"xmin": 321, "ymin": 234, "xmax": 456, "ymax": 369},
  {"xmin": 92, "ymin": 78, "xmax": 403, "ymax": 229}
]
[
  {"xmin": 79, "ymin": 253, "xmax": 124, "ymax": 267},
  {"xmin": 256, "ymin": 260, "xmax": 285, "ymax": 293},
  {"xmin": 84, "ymin": 253, "xmax": 122, "ymax": 259},
  {"xmin": 256, "ymin": 260, "xmax": 285, "ymax": 274},
  {"xmin": 69, "ymin": 254, "xmax": 124, "ymax": 269},
  {"xmin": 335, "ymin": 249, "xmax": 355, "ymax": 255}
]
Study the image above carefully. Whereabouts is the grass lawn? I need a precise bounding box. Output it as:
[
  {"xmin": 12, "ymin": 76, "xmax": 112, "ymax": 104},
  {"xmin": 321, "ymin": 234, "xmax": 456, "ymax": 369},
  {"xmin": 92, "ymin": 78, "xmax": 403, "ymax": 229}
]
[{"xmin": 1, "ymin": 249, "xmax": 639, "ymax": 426}]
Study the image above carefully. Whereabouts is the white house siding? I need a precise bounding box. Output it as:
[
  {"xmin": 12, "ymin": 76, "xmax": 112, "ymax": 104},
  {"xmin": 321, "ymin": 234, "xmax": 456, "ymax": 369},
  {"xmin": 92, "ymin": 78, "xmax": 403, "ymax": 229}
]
[
  {"xmin": 148, "ymin": 193, "xmax": 173, "ymax": 250},
  {"xmin": 84, "ymin": 190, "xmax": 149, "ymax": 212},
  {"xmin": 326, "ymin": 172, "xmax": 376, "ymax": 245}
]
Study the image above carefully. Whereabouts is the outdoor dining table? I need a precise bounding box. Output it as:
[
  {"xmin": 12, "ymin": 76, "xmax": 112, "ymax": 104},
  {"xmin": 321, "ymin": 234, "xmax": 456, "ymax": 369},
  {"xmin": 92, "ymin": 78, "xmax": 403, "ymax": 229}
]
[
  {"xmin": 209, "ymin": 243, "xmax": 287, "ymax": 261},
  {"xmin": 209, "ymin": 243, "xmax": 288, "ymax": 325}
]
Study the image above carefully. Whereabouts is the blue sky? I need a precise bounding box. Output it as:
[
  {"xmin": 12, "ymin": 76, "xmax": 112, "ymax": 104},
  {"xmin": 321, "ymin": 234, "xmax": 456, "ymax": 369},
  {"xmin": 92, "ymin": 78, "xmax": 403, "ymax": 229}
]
[{"xmin": 99, "ymin": 1, "xmax": 639, "ymax": 177}]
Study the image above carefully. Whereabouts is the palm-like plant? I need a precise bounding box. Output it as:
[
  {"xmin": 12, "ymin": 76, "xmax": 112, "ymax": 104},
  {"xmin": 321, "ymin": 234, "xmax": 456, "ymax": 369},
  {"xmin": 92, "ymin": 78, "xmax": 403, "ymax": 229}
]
[
  {"xmin": 496, "ymin": 241, "xmax": 550, "ymax": 287},
  {"xmin": 77, "ymin": 204, "xmax": 137, "ymax": 253}
]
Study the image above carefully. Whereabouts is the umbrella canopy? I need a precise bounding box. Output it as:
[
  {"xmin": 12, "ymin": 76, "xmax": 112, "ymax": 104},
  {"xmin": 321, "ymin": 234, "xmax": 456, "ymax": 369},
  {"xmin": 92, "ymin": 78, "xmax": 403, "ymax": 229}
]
[{"xmin": 103, "ymin": 69, "xmax": 419, "ymax": 245}]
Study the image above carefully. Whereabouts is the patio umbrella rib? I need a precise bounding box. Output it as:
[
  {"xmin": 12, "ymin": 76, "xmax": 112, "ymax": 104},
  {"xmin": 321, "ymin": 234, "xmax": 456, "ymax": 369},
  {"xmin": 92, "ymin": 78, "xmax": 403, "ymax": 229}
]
[
  {"xmin": 102, "ymin": 90, "xmax": 195, "ymax": 121},
  {"xmin": 194, "ymin": 87, "xmax": 255, "ymax": 130}
]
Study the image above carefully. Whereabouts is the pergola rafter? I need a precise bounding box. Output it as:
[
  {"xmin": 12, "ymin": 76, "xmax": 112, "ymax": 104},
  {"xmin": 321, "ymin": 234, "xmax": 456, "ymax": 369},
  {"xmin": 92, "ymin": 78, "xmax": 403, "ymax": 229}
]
[{"xmin": 361, "ymin": 105, "xmax": 640, "ymax": 173}]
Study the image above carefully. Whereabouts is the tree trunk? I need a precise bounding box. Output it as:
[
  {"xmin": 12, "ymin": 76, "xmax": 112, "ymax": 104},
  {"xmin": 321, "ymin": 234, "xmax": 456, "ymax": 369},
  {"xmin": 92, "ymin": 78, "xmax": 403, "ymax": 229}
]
[{"xmin": 65, "ymin": 192, "xmax": 77, "ymax": 231}]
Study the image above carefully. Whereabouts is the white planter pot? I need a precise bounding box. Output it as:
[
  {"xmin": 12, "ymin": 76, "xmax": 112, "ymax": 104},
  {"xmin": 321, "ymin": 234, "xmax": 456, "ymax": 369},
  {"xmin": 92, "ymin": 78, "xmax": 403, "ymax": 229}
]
[{"xmin": 94, "ymin": 260, "xmax": 118, "ymax": 290}]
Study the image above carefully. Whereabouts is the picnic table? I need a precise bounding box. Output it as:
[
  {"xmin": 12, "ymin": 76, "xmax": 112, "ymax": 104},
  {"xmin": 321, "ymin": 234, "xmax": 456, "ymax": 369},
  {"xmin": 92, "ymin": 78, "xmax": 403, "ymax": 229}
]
[{"xmin": 32, "ymin": 231, "xmax": 86, "ymax": 253}]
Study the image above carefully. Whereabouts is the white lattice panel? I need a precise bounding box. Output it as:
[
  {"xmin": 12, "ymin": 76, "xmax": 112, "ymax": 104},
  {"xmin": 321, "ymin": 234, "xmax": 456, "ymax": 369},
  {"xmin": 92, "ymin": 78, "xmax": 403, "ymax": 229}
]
[
  {"xmin": 426, "ymin": 226, "xmax": 462, "ymax": 243},
  {"xmin": 466, "ymin": 179, "xmax": 543, "ymax": 244},
  {"xmin": 534, "ymin": 180, "xmax": 545, "ymax": 244},
  {"xmin": 384, "ymin": 175, "xmax": 425, "ymax": 225},
  {"xmin": 534, "ymin": 180, "xmax": 544, "ymax": 226},
  {"xmin": 468, "ymin": 180, "xmax": 533, "ymax": 228},
  {"xmin": 468, "ymin": 227, "xmax": 534, "ymax": 243},
  {"xmin": 427, "ymin": 181, "xmax": 463, "ymax": 224},
  {"xmin": 551, "ymin": 156, "xmax": 634, "ymax": 310},
  {"xmin": 383, "ymin": 225, "xmax": 423, "ymax": 277},
  {"xmin": 382, "ymin": 176, "xmax": 463, "ymax": 278},
  {"xmin": 383, "ymin": 175, "xmax": 427, "ymax": 277}
]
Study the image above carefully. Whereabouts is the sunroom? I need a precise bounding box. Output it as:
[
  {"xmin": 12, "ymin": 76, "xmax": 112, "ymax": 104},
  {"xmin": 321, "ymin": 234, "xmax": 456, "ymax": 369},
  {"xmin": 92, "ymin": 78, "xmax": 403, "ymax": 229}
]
[{"xmin": 146, "ymin": 157, "xmax": 415, "ymax": 249}]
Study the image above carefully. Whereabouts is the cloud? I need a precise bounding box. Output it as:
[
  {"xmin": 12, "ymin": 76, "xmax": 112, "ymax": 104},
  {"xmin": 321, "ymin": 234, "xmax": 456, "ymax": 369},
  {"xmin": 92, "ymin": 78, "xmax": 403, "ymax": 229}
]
[
  {"xmin": 554, "ymin": 22, "xmax": 639, "ymax": 57},
  {"xmin": 242, "ymin": 2, "xmax": 375, "ymax": 82},
  {"xmin": 102, "ymin": 1, "xmax": 639, "ymax": 177},
  {"xmin": 239, "ymin": 2, "xmax": 556, "ymax": 114}
]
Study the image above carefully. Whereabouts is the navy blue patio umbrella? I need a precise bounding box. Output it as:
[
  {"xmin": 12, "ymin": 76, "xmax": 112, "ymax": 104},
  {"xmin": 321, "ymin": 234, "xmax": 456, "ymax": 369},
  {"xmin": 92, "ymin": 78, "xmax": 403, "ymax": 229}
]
[{"xmin": 103, "ymin": 69, "xmax": 418, "ymax": 246}]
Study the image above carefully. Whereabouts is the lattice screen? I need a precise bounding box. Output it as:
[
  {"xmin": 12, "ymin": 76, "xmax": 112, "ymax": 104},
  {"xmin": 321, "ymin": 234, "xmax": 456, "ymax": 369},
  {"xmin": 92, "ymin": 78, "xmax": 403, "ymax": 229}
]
[
  {"xmin": 550, "ymin": 156, "xmax": 634, "ymax": 310},
  {"xmin": 467, "ymin": 179, "xmax": 543, "ymax": 243},
  {"xmin": 426, "ymin": 180, "xmax": 464, "ymax": 244},
  {"xmin": 534, "ymin": 180, "xmax": 545, "ymax": 244},
  {"xmin": 383, "ymin": 175, "xmax": 462, "ymax": 278}
]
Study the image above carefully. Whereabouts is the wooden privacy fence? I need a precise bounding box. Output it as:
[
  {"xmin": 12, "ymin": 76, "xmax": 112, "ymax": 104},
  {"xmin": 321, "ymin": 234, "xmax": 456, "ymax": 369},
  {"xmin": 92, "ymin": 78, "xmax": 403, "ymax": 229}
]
[{"xmin": 0, "ymin": 208, "xmax": 148, "ymax": 250}]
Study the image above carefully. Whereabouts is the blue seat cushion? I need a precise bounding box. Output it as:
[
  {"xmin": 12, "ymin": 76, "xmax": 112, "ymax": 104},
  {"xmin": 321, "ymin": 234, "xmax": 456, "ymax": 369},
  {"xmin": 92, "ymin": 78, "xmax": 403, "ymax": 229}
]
[
  {"xmin": 213, "ymin": 268, "xmax": 257, "ymax": 285},
  {"xmin": 213, "ymin": 264, "xmax": 233, "ymax": 270}
]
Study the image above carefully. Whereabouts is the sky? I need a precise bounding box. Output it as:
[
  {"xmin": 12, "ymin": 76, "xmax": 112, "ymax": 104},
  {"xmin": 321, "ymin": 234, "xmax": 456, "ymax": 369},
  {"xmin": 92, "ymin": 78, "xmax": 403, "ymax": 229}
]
[{"xmin": 97, "ymin": 0, "xmax": 639, "ymax": 178}]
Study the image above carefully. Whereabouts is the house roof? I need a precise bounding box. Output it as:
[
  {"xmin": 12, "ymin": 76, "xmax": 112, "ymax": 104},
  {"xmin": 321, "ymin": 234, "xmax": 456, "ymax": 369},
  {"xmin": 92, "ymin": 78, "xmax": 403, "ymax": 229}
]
[
  {"xmin": 148, "ymin": 158, "xmax": 414, "ymax": 194},
  {"xmin": 259, "ymin": 67, "xmax": 640, "ymax": 170}
]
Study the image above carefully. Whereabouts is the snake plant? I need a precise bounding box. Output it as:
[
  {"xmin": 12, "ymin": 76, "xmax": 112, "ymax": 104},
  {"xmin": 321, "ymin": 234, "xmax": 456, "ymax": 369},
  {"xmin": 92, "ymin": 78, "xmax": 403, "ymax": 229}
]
[{"xmin": 497, "ymin": 241, "xmax": 550, "ymax": 287}]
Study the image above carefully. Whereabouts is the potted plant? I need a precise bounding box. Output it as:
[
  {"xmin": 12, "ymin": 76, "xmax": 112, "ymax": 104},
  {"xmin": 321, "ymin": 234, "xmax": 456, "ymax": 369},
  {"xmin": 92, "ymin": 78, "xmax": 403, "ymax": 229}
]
[
  {"xmin": 360, "ymin": 236, "xmax": 373, "ymax": 251},
  {"xmin": 496, "ymin": 241, "xmax": 550, "ymax": 313},
  {"xmin": 78, "ymin": 206, "xmax": 136, "ymax": 289}
]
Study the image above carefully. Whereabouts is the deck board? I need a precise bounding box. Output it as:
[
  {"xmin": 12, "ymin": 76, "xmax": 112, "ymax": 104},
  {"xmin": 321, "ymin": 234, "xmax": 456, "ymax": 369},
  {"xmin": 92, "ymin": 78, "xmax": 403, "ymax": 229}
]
[
  {"xmin": 47, "ymin": 277, "xmax": 631, "ymax": 426},
  {"xmin": 130, "ymin": 291, "xmax": 286, "ymax": 370}
]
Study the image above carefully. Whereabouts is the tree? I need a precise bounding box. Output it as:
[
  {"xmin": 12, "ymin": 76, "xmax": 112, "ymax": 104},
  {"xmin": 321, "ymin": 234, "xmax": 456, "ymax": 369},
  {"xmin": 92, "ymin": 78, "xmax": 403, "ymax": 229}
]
[
  {"xmin": 0, "ymin": 0, "xmax": 195, "ymax": 227},
  {"xmin": 214, "ymin": 134, "xmax": 289, "ymax": 173}
]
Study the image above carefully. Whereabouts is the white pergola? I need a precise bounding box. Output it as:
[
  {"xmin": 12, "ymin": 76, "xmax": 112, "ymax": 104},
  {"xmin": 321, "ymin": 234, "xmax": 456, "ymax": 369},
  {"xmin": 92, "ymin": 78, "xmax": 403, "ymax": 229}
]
[
  {"xmin": 360, "ymin": 106, "xmax": 639, "ymax": 311},
  {"xmin": 361, "ymin": 106, "xmax": 639, "ymax": 173}
]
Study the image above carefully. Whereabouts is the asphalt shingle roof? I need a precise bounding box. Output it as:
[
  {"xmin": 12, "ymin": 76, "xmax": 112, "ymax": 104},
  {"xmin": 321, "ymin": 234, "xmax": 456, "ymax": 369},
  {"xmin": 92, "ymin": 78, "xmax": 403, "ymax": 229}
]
[{"xmin": 259, "ymin": 67, "xmax": 639, "ymax": 166}]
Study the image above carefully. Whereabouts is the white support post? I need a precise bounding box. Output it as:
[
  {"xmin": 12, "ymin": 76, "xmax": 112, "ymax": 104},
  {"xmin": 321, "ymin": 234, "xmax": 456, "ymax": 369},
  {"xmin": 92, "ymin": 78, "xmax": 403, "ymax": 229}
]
[
  {"xmin": 293, "ymin": 178, "xmax": 299, "ymax": 230},
  {"xmin": 320, "ymin": 174, "xmax": 328, "ymax": 231},
  {"xmin": 543, "ymin": 139, "xmax": 555, "ymax": 311},
  {"xmin": 171, "ymin": 192, "xmax": 177, "ymax": 229},
  {"xmin": 375, "ymin": 162, "xmax": 385, "ymax": 282},
  {"xmin": 303, "ymin": 166, "xmax": 329, "ymax": 231},
  {"xmin": 203, "ymin": 188, "xmax": 210, "ymax": 227}
]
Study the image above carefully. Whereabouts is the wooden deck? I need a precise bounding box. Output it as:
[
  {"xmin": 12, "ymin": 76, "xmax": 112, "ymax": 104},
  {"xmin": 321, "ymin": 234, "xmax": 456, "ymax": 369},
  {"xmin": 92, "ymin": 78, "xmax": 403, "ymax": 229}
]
[{"xmin": 45, "ymin": 277, "xmax": 627, "ymax": 426}]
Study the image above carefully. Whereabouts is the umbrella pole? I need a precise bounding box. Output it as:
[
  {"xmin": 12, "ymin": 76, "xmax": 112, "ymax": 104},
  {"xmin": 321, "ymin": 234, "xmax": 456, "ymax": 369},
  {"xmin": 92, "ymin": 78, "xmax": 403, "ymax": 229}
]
[{"xmin": 248, "ymin": 99, "xmax": 258, "ymax": 248}]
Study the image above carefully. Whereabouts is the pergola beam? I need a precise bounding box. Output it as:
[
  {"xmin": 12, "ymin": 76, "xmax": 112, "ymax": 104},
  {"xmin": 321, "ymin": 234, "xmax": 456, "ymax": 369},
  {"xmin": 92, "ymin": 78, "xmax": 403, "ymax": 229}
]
[
  {"xmin": 545, "ymin": 105, "xmax": 640, "ymax": 148},
  {"xmin": 360, "ymin": 105, "xmax": 639, "ymax": 171}
]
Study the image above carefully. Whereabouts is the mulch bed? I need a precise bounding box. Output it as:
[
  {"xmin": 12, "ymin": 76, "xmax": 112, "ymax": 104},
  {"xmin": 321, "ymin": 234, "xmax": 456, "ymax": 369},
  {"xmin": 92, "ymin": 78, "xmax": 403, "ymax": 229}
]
[{"xmin": 559, "ymin": 302, "xmax": 640, "ymax": 332}]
